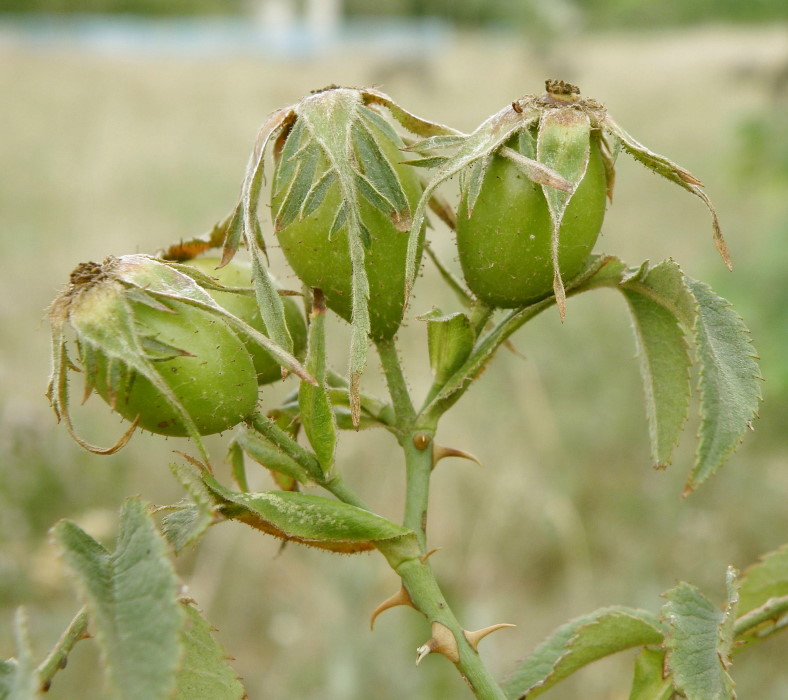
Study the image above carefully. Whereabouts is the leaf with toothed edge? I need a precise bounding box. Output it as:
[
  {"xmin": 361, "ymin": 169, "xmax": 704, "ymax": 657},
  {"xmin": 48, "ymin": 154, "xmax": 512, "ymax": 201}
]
[
  {"xmin": 737, "ymin": 544, "xmax": 788, "ymax": 618},
  {"xmin": 683, "ymin": 277, "xmax": 761, "ymax": 492},
  {"xmin": 620, "ymin": 261, "xmax": 693, "ymax": 469},
  {"xmin": 662, "ymin": 574, "xmax": 737, "ymax": 700},
  {"xmin": 53, "ymin": 498, "xmax": 184, "ymax": 700},
  {"xmin": 175, "ymin": 602, "xmax": 246, "ymax": 700},
  {"xmin": 500, "ymin": 606, "xmax": 665, "ymax": 699}
]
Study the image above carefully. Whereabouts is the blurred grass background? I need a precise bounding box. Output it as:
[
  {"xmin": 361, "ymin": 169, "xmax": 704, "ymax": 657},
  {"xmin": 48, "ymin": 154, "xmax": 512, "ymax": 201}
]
[{"xmin": 1, "ymin": 1, "xmax": 787, "ymax": 697}]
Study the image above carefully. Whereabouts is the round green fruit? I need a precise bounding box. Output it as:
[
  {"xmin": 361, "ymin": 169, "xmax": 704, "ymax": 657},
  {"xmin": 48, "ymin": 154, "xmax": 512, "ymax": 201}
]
[
  {"xmin": 186, "ymin": 257, "xmax": 307, "ymax": 385},
  {"xmin": 89, "ymin": 297, "xmax": 257, "ymax": 437},
  {"xmin": 62, "ymin": 256, "xmax": 260, "ymax": 438},
  {"xmin": 272, "ymin": 117, "xmax": 423, "ymax": 341},
  {"xmin": 456, "ymin": 131, "xmax": 608, "ymax": 308}
]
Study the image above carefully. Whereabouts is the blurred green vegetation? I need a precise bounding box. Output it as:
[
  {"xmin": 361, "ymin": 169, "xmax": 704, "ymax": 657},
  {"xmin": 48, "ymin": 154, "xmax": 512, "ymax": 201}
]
[
  {"xmin": 1, "ymin": 0, "xmax": 787, "ymax": 26},
  {"xmin": 1, "ymin": 22, "xmax": 787, "ymax": 700}
]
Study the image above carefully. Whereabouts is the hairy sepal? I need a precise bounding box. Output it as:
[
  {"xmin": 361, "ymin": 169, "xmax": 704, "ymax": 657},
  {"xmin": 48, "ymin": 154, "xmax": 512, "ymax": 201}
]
[{"xmin": 537, "ymin": 107, "xmax": 591, "ymax": 320}]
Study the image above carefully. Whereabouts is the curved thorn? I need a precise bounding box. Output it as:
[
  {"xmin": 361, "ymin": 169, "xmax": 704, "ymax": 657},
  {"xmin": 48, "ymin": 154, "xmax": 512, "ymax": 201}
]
[
  {"xmin": 464, "ymin": 623, "xmax": 516, "ymax": 651},
  {"xmin": 432, "ymin": 444, "xmax": 483, "ymax": 469},
  {"xmin": 419, "ymin": 547, "xmax": 442, "ymax": 564},
  {"xmin": 416, "ymin": 622, "xmax": 459, "ymax": 665},
  {"xmin": 369, "ymin": 586, "xmax": 414, "ymax": 630}
]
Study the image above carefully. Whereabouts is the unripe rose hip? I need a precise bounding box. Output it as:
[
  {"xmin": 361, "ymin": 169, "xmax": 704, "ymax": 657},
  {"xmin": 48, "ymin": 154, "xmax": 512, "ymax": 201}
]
[{"xmin": 185, "ymin": 257, "xmax": 307, "ymax": 385}]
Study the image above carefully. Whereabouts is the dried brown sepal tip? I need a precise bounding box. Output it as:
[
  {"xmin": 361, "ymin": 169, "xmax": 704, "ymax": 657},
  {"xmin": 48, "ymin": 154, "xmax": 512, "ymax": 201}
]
[
  {"xmin": 369, "ymin": 586, "xmax": 414, "ymax": 630},
  {"xmin": 416, "ymin": 622, "xmax": 460, "ymax": 665},
  {"xmin": 545, "ymin": 79, "xmax": 581, "ymax": 102}
]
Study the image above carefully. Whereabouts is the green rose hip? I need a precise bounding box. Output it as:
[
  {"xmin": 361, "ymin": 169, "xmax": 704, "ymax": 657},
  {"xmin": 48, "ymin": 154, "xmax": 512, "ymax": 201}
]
[
  {"xmin": 270, "ymin": 87, "xmax": 425, "ymax": 340},
  {"xmin": 47, "ymin": 254, "xmax": 314, "ymax": 454},
  {"xmin": 456, "ymin": 127, "xmax": 608, "ymax": 307},
  {"xmin": 407, "ymin": 79, "xmax": 729, "ymax": 317},
  {"xmin": 185, "ymin": 257, "xmax": 307, "ymax": 385}
]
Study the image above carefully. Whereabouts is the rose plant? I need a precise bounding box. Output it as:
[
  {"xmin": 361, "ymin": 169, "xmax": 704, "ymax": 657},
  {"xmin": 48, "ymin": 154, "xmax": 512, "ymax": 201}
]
[{"xmin": 4, "ymin": 82, "xmax": 785, "ymax": 700}]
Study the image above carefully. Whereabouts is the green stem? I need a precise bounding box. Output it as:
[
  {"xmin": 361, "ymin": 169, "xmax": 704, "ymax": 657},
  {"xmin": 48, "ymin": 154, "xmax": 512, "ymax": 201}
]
[
  {"xmin": 402, "ymin": 429, "xmax": 434, "ymax": 550},
  {"xmin": 247, "ymin": 411, "xmax": 369, "ymax": 510},
  {"xmin": 36, "ymin": 607, "xmax": 89, "ymax": 692},
  {"xmin": 376, "ymin": 337, "xmax": 416, "ymax": 428},
  {"xmin": 375, "ymin": 544, "xmax": 507, "ymax": 700},
  {"xmin": 247, "ymin": 412, "xmax": 322, "ymax": 478},
  {"xmin": 734, "ymin": 595, "xmax": 788, "ymax": 641}
]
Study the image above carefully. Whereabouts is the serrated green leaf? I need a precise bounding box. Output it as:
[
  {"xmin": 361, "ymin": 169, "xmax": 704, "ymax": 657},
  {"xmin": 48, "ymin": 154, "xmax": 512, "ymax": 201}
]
[
  {"xmin": 662, "ymin": 581, "xmax": 735, "ymax": 700},
  {"xmin": 203, "ymin": 474, "xmax": 413, "ymax": 553},
  {"xmin": 628, "ymin": 648, "xmax": 673, "ymax": 700},
  {"xmin": 501, "ymin": 606, "xmax": 664, "ymax": 699},
  {"xmin": 174, "ymin": 603, "xmax": 245, "ymax": 700},
  {"xmin": 684, "ymin": 277, "xmax": 761, "ymax": 492},
  {"xmin": 299, "ymin": 298, "xmax": 337, "ymax": 472},
  {"xmin": 52, "ymin": 498, "xmax": 183, "ymax": 700},
  {"xmin": 271, "ymin": 117, "xmax": 306, "ymax": 199},
  {"xmin": 420, "ymin": 309, "xmax": 474, "ymax": 386},
  {"xmin": 738, "ymin": 544, "xmax": 788, "ymax": 617},
  {"xmin": 621, "ymin": 277, "xmax": 692, "ymax": 468}
]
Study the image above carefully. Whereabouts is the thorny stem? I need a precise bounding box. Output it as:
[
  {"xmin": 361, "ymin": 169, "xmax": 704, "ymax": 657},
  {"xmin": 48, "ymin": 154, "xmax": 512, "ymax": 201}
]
[
  {"xmin": 374, "ymin": 544, "xmax": 507, "ymax": 700},
  {"xmin": 249, "ymin": 342, "xmax": 507, "ymax": 697},
  {"xmin": 373, "ymin": 336, "xmax": 506, "ymax": 699},
  {"xmin": 35, "ymin": 607, "xmax": 89, "ymax": 692}
]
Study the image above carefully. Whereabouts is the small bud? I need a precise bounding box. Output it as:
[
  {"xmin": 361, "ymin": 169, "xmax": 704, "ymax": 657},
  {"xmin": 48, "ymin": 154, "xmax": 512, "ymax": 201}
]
[
  {"xmin": 413, "ymin": 433, "xmax": 431, "ymax": 450},
  {"xmin": 415, "ymin": 622, "xmax": 459, "ymax": 665},
  {"xmin": 464, "ymin": 623, "xmax": 516, "ymax": 651},
  {"xmin": 369, "ymin": 586, "xmax": 414, "ymax": 630}
]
